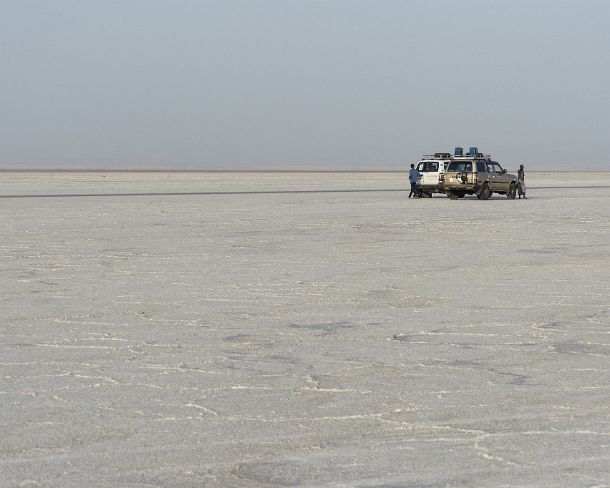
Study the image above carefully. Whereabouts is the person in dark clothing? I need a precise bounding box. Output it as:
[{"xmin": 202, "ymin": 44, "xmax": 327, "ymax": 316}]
[
  {"xmin": 408, "ymin": 164, "xmax": 419, "ymax": 198},
  {"xmin": 517, "ymin": 164, "xmax": 526, "ymax": 199}
]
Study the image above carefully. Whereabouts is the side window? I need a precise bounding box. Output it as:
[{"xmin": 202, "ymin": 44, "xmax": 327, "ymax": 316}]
[
  {"xmin": 448, "ymin": 162, "xmax": 470, "ymax": 172},
  {"xmin": 476, "ymin": 161, "xmax": 487, "ymax": 173},
  {"xmin": 495, "ymin": 163, "xmax": 504, "ymax": 173},
  {"xmin": 455, "ymin": 162, "xmax": 472, "ymax": 172},
  {"xmin": 418, "ymin": 162, "xmax": 439, "ymax": 172}
]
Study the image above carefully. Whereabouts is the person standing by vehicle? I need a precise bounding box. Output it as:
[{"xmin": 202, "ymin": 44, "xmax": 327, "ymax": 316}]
[
  {"xmin": 517, "ymin": 164, "xmax": 526, "ymax": 199},
  {"xmin": 408, "ymin": 164, "xmax": 419, "ymax": 198}
]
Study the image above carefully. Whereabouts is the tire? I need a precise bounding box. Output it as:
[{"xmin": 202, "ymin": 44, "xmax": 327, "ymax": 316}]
[
  {"xmin": 507, "ymin": 182, "xmax": 517, "ymax": 200},
  {"xmin": 457, "ymin": 193, "xmax": 465, "ymax": 198},
  {"xmin": 447, "ymin": 191, "xmax": 459, "ymax": 200},
  {"xmin": 477, "ymin": 184, "xmax": 491, "ymax": 200},
  {"xmin": 422, "ymin": 191, "xmax": 432, "ymax": 198}
]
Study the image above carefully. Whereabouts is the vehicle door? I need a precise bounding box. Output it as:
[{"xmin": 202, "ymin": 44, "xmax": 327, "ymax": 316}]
[
  {"xmin": 451, "ymin": 161, "xmax": 473, "ymax": 185},
  {"xmin": 417, "ymin": 161, "xmax": 439, "ymax": 186},
  {"xmin": 491, "ymin": 162, "xmax": 509, "ymax": 191},
  {"xmin": 425, "ymin": 161, "xmax": 439, "ymax": 186},
  {"xmin": 476, "ymin": 161, "xmax": 488, "ymax": 188},
  {"xmin": 486, "ymin": 162, "xmax": 497, "ymax": 190},
  {"xmin": 416, "ymin": 162, "xmax": 426, "ymax": 185}
]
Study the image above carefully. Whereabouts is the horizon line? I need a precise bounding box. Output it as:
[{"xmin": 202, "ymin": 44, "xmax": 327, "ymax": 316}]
[{"xmin": 1, "ymin": 168, "xmax": 607, "ymax": 173}]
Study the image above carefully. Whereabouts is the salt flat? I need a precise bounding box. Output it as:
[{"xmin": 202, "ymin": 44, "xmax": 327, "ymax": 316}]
[{"xmin": 1, "ymin": 171, "xmax": 609, "ymax": 487}]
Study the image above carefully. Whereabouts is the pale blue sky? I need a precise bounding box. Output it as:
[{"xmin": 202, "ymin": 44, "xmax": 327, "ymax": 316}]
[{"xmin": 1, "ymin": 0, "xmax": 609, "ymax": 169}]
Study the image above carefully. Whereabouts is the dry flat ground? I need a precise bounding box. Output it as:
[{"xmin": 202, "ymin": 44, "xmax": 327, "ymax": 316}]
[{"xmin": 1, "ymin": 171, "xmax": 609, "ymax": 488}]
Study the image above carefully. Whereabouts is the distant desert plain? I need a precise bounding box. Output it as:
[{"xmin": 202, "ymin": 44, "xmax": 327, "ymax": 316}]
[{"xmin": 2, "ymin": 171, "xmax": 609, "ymax": 487}]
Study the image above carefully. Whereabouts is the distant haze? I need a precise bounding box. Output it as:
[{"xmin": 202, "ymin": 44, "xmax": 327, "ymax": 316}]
[{"xmin": 2, "ymin": 0, "xmax": 609, "ymax": 170}]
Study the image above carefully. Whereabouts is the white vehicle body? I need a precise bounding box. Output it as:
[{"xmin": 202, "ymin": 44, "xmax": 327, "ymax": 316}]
[{"xmin": 415, "ymin": 153, "xmax": 451, "ymax": 197}]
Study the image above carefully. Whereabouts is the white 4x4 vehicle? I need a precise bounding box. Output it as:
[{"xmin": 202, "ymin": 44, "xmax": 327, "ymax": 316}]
[{"xmin": 415, "ymin": 153, "xmax": 452, "ymax": 197}]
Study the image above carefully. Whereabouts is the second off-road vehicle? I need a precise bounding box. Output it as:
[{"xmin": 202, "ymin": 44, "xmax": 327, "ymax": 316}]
[
  {"xmin": 443, "ymin": 147, "xmax": 518, "ymax": 200},
  {"xmin": 415, "ymin": 152, "xmax": 452, "ymax": 197}
]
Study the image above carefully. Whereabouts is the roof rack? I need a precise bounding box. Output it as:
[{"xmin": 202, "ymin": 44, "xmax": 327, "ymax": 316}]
[
  {"xmin": 421, "ymin": 153, "xmax": 452, "ymax": 159},
  {"xmin": 453, "ymin": 153, "xmax": 491, "ymax": 160},
  {"xmin": 420, "ymin": 149, "xmax": 493, "ymax": 161}
]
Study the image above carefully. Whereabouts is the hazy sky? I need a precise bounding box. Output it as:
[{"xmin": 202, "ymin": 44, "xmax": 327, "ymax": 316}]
[{"xmin": 1, "ymin": 0, "xmax": 609, "ymax": 170}]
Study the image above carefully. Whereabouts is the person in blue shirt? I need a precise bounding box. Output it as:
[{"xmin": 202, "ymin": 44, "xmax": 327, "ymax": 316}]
[{"xmin": 408, "ymin": 164, "xmax": 419, "ymax": 198}]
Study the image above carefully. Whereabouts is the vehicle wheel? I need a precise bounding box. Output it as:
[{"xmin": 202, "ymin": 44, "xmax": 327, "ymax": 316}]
[
  {"xmin": 422, "ymin": 191, "xmax": 432, "ymax": 198},
  {"xmin": 507, "ymin": 182, "xmax": 517, "ymax": 199},
  {"xmin": 448, "ymin": 191, "xmax": 459, "ymax": 200},
  {"xmin": 457, "ymin": 193, "xmax": 465, "ymax": 198},
  {"xmin": 478, "ymin": 184, "xmax": 491, "ymax": 200}
]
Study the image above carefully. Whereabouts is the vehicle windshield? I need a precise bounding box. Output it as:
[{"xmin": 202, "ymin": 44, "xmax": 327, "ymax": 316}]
[
  {"xmin": 448, "ymin": 161, "xmax": 473, "ymax": 172},
  {"xmin": 417, "ymin": 161, "xmax": 439, "ymax": 172}
]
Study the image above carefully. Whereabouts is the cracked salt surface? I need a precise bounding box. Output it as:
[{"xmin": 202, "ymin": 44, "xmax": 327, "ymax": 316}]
[{"xmin": 1, "ymin": 171, "xmax": 610, "ymax": 487}]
